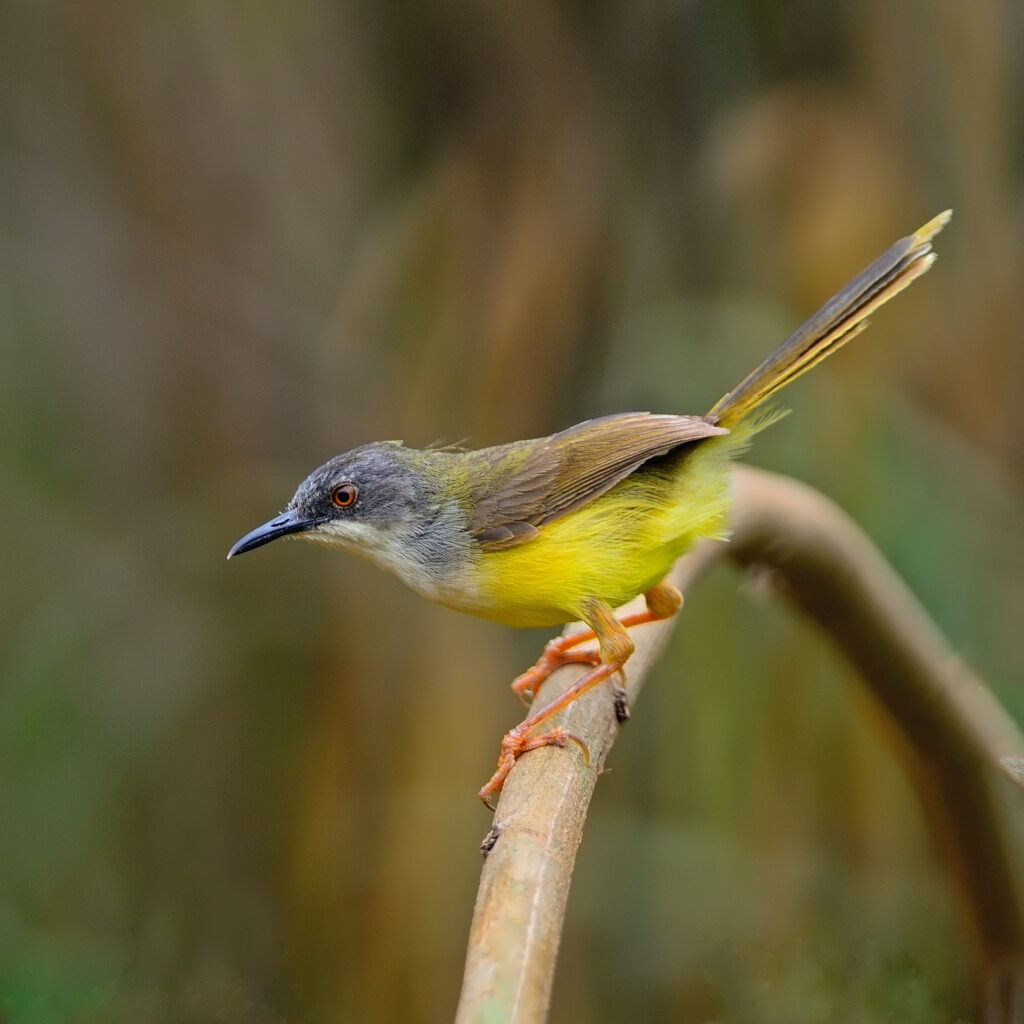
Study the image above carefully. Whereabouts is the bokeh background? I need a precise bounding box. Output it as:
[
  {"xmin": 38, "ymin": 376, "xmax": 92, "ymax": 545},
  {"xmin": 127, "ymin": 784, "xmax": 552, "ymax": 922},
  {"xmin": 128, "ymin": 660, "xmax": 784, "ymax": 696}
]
[{"xmin": 3, "ymin": 1, "xmax": 1023, "ymax": 1021}]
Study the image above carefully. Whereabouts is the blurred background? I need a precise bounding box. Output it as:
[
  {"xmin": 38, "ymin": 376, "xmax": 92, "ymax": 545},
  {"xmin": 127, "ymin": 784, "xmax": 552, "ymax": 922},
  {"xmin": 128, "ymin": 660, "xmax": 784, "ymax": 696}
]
[{"xmin": 2, "ymin": 0, "xmax": 1023, "ymax": 1020}]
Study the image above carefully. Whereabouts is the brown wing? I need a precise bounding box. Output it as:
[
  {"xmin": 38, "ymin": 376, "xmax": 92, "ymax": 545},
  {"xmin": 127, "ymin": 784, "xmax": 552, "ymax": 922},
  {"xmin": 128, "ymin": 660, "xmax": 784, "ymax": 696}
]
[{"xmin": 468, "ymin": 412, "xmax": 727, "ymax": 551}]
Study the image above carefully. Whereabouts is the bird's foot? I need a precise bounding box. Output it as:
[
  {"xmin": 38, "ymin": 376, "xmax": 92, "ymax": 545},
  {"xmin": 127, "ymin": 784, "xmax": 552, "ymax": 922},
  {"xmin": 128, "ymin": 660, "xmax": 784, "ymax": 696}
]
[
  {"xmin": 482, "ymin": 653, "xmax": 625, "ymax": 809},
  {"xmin": 478, "ymin": 724, "xmax": 589, "ymax": 809},
  {"xmin": 510, "ymin": 632, "xmax": 601, "ymax": 706}
]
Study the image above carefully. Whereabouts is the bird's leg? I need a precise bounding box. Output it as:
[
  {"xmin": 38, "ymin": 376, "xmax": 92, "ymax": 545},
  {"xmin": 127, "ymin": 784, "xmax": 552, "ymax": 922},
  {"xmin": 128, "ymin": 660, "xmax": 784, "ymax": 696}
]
[
  {"xmin": 509, "ymin": 640, "xmax": 602, "ymax": 706},
  {"xmin": 510, "ymin": 580, "xmax": 683, "ymax": 706},
  {"xmin": 480, "ymin": 598, "xmax": 641, "ymax": 808},
  {"xmin": 608, "ymin": 580, "xmax": 683, "ymax": 720}
]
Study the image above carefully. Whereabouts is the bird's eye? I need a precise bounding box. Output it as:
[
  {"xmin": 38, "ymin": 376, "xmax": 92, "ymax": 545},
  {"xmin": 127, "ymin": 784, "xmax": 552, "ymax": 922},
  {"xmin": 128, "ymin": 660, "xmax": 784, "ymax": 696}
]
[{"xmin": 331, "ymin": 484, "xmax": 358, "ymax": 508}]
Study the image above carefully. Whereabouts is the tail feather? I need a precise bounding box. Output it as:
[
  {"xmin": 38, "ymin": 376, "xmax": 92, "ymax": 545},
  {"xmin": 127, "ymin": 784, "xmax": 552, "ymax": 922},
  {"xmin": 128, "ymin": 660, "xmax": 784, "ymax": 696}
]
[{"xmin": 707, "ymin": 210, "xmax": 951, "ymax": 428}]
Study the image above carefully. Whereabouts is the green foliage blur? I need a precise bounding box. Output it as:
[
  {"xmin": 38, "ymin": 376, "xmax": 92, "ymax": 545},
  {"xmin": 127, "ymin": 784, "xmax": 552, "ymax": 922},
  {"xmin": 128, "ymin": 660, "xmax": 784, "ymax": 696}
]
[{"xmin": 2, "ymin": 1, "xmax": 1023, "ymax": 1021}]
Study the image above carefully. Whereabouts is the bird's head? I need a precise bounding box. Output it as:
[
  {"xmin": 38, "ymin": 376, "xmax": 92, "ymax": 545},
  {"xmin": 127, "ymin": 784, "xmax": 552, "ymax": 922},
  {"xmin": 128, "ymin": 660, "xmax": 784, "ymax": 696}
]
[{"xmin": 227, "ymin": 442, "xmax": 427, "ymax": 561}]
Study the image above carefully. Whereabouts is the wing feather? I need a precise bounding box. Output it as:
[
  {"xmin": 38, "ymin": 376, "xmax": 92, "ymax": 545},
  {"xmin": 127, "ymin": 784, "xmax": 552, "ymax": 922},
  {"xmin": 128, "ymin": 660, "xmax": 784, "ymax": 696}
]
[{"xmin": 469, "ymin": 412, "xmax": 726, "ymax": 550}]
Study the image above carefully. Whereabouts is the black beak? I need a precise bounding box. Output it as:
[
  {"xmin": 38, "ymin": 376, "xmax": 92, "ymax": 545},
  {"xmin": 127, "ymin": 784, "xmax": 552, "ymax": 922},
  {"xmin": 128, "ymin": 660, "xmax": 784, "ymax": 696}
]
[{"xmin": 227, "ymin": 510, "xmax": 317, "ymax": 558}]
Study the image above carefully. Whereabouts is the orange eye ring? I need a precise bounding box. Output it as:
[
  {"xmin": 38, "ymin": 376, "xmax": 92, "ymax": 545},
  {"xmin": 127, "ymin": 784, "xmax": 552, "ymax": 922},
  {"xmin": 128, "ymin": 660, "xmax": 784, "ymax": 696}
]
[{"xmin": 331, "ymin": 484, "xmax": 358, "ymax": 509}]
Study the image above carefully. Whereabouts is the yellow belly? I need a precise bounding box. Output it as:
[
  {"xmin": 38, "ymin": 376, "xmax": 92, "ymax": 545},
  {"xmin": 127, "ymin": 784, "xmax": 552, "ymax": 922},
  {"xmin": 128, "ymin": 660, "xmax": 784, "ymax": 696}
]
[{"xmin": 462, "ymin": 433, "xmax": 740, "ymax": 627}]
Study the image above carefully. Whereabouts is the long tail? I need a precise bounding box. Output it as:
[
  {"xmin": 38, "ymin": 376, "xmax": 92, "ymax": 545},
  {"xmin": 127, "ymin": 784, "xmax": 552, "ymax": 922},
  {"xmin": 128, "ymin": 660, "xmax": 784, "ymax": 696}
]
[{"xmin": 707, "ymin": 210, "xmax": 951, "ymax": 428}]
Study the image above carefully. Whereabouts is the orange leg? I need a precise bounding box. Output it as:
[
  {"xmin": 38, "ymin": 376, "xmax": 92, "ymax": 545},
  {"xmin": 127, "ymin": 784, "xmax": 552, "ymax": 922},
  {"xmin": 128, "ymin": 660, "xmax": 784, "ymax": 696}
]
[
  {"xmin": 479, "ymin": 658, "xmax": 624, "ymax": 808},
  {"xmin": 510, "ymin": 581, "xmax": 683, "ymax": 705},
  {"xmin": 480, "ymin": 582, "xmax": 683, "ymax": 808},
  {"xmin": 510, "ymin": 639, "xmax": 601, "ymax": 706}
]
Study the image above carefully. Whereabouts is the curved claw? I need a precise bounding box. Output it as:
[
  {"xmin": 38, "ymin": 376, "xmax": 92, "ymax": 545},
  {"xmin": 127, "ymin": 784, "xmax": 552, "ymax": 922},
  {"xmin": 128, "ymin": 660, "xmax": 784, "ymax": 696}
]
[{"xmin": 556, "ymin": 728, "xmax": 590, "ymax": 767}]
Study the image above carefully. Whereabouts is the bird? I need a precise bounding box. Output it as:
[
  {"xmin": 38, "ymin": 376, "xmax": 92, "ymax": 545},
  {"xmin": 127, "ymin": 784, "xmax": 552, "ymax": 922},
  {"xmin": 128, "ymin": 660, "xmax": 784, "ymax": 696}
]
[{"xmin": 229, "ymin": 210, "xmax": 950, "ymax": 807}]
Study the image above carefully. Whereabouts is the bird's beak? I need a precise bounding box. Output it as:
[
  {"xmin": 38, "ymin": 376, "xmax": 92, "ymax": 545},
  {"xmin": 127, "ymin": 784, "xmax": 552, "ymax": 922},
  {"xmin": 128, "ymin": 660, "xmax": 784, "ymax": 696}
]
[{"xmin": 227, "ymin": 510, "xmax": 317, "ymax": 558}]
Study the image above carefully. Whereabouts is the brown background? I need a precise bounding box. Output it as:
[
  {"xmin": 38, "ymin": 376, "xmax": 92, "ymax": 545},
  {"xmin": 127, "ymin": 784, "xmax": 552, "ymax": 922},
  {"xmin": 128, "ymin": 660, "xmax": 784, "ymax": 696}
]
[{"xmin": 2, "ymin": 1, "xmax": 1023, "ymax": 1020}]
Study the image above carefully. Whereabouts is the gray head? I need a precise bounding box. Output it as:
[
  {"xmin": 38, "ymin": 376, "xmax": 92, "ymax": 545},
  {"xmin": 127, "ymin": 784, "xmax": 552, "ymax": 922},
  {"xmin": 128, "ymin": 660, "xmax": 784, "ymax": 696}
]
[{"xmin": 227, "ymin": 442, "xmax": 425, "ymax": 560}]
